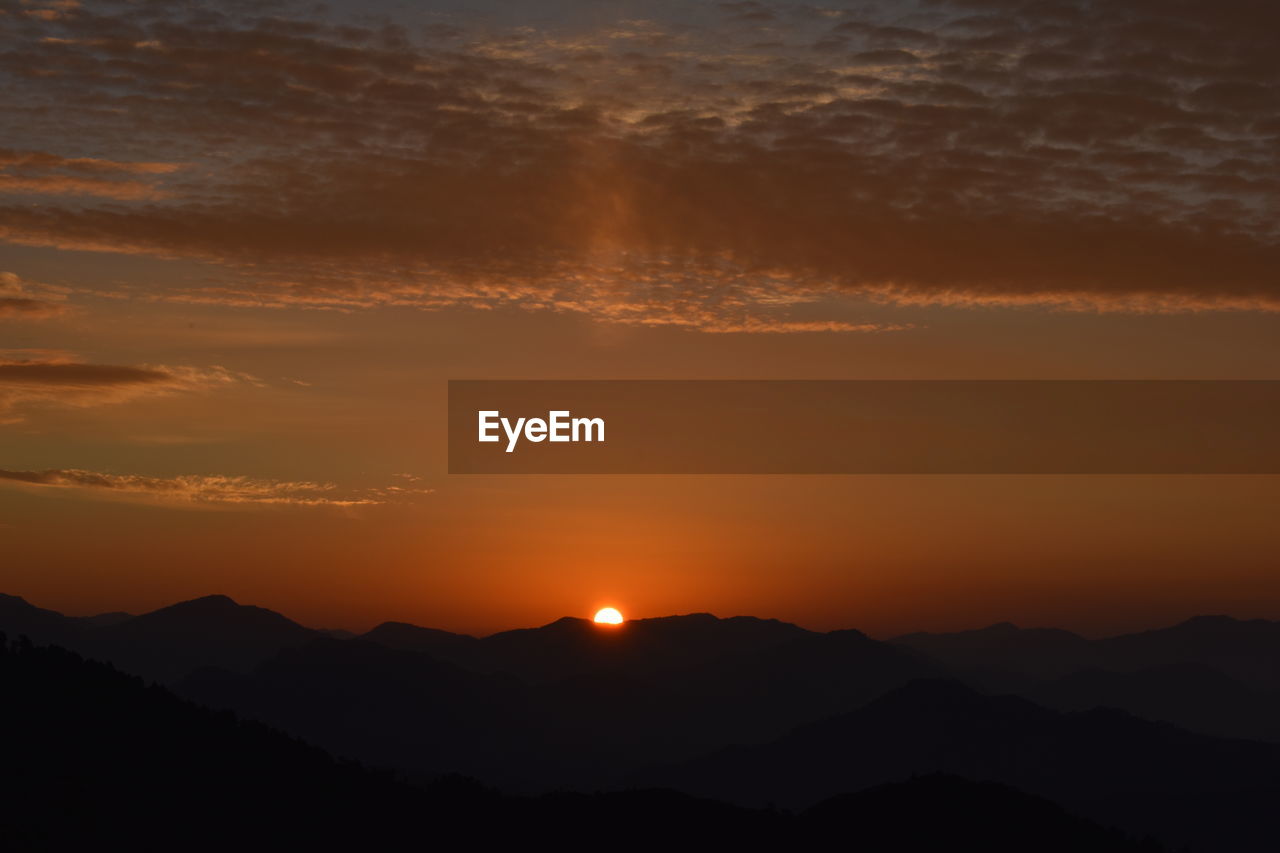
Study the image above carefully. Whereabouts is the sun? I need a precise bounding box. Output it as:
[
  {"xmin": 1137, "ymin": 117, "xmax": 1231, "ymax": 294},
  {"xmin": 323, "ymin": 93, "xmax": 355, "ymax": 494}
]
[{"xmin": 593, "ymin": 607, "xmax": 624, "ymax": 625}]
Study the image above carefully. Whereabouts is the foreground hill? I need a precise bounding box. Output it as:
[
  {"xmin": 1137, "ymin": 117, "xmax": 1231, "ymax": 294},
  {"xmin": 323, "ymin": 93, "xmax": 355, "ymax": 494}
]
[
  {"xmin": 640, "ymin": 679, "xmax": 1280, "ymax": 852},
  {"xmin": 0, "ymin": 636, "xmax": 1157, "ymax": 852}
]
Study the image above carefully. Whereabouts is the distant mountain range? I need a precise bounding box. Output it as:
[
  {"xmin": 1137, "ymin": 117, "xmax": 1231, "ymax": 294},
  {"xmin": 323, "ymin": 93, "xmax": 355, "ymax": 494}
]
[
  {"xmin": 638, "ymin": 679, "xmax": 1280, "ymax": 852},
  {"xmin": 893, "ymin": 616, "xmax": 1280, "ymax": 692},
  {"xmin": 3, "ymin": 634, "xmax": 1162, "ymax": 851},
  {"xmin": 4, "ymin": 592, "xmax": 1280, "ymax": 850}
]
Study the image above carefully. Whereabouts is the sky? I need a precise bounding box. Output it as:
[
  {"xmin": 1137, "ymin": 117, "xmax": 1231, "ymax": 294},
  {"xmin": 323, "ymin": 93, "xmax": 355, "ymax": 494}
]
[{"xmin": 1, "ymin": 0, "xmax": 1278, "ymax": 637}]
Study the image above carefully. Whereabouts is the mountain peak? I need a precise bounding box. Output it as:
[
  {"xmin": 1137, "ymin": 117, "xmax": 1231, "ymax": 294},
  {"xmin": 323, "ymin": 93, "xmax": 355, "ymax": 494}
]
[
  {"xmin": 544, "ymin": 615, "xmax": 591, "ymax": 628},
  {"xmin": 359, "ymin": 621, "xmax": 477, "ymax": 654},
  {"xmin": 643, "ymin": 612, "xmax": 717, "ymax": 622},
  {"xmin": 173, "ymin": 594, "xmax": 239, "ymax": 610},
  {"xmin": 117, "ymin": 594, "xmax": 312, "ymax": 636},
  {"xmin": 1178, "ymin": 614, "xmax": 1238, "ymax": 627}
]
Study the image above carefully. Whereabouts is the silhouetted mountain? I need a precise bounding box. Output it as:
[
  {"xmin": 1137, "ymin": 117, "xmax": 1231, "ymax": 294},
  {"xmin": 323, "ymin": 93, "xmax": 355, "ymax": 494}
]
[
  {"xmin": 650, "ymin": 627, "xmax": 943, "ymax": 746},
  {"xmin": 891, "ymin": 621, "xmax": 1096, "ymax": 686},
  {"xmin": 803, "ymin": 774, "xmax": 1161, "ymax": 853},
  {"xmin": 88, "ymin": 594, "xmax": 320, "ymax": 682},
  {"xmin": 893, "ymin": 616, "xmax": 1280, "ymax": 692},
  {"xmin": 360, "ymin": 619, "xmax": 478, "ymax": 656},
  {"xmin": 73, "ymin": 610, "xmax": 133, "ymax": 628},
  {"xmin": 370, "ymin": 612, "xmax": 815, "ymax": 683},
  {"xmin": 0, "ymin": 593, "xmax": 321, "ymax": 683},
  {"xmin": 1096, "ymin": 616, "xmax": 1280, "ymax": 691},
  {"xmin": 181, "ymin": 618, "xmax": 938, "ymax": 789},
  {"xmin": 891, "ymin": 616, "xmax": 1280, "ymax": 739},
  {"xmin": 0, "ymin": 594, "xmax": 81, "ymax": 647},
  {"xmin": 6, "ymin": 635, "xmax": 1160, "ymax": 851},
  {"xmin": 181, "ymin": 638, "xmax": 548, "ymax": 787},
  {"xmin": 2, "ymin": 633, "xmax": 423, "ymax": 851},
  {"xmin": 0, "ymin": 634, "xmax": 795, "ymax": 848},
  {"xmin": 1027, "ymin": 664, "xmax": 1280, "ymax": 743},
  {"xmin": 639, "ymin": 679, "xmax": 1280, "ymax": 851},
  {"xmin": 5, "ymin": 593, "xmax": 1280, "ymax": 849}
]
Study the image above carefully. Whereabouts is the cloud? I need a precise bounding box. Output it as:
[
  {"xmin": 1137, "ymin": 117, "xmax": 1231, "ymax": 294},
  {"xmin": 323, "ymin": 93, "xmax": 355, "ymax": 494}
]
[
  {"xmin": 0, "ymin": 150, "xmax": 178, "ymax": 175},
  {"xmin": 0, "ymin": 362, "xmax": 173, "ymax": 386},
  {"xmin": 0, "ymin": 272, "xmax": 68, "ymax": 319},
  {"xmin": 0, "ymin": 355, "xmax": 258, "ymax": 421},
  {"xmin": 0, "ymin": 150, "xmax": 180, "ymax": 200},
  {"xmin": 0, "ymin": 467, "xmax": 432, "ymax": 507},
  {"xmin": 0, "ymin": 1, "xmax": 1277, "ymax": 326},
  {"xmin": 0, "ymin": 296, "xmax": 65, "ymax": 317}
]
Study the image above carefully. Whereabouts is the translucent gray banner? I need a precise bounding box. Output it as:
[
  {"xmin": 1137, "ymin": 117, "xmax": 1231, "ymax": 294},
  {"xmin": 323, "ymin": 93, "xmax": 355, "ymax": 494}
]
[{"xmin": 448, "ymin": 380, "xmax": 1280, "ymax": 474}]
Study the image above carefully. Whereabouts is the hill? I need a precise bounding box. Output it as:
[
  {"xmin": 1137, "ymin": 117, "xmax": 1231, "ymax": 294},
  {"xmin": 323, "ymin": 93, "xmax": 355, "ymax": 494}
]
[
  {"xmin": 639, "ymin": 679, "xmax": 1280, "ymax": 851},
  {"xmin": 2, "ymin": 635, "xmax": 1158, "ymax": 851}
]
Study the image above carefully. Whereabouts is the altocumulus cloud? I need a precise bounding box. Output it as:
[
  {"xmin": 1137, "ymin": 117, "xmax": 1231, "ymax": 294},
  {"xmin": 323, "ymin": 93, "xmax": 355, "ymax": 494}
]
[
  {"xmin": 0, "ymin": 0, "xmax": 1277, "ymax": 326},
  {"xmin": 0, "ymin": 355, "xmax": 260, "ymax": 422},
  {"xmin": 0, "ymin": 468, "xmax": 433, "ymax": 507},
  {"xmin": 0, "ymin": 148, "xmax": 180, "ymax": 200},
  {"xmin": 0, "ymin": 272, "xmax": 68, "ymax": 319}
]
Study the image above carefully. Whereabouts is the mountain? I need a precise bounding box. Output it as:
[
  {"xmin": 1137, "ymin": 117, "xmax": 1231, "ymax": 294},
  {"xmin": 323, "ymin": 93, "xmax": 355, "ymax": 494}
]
[
  {"xmin": 88, "ymin": 594, "xmax": 320, "ymax": 682},
  {"xmin": 648, "ymin": 627, "xmax": 943, "ymax": 747},
  {"xmin": 0, "ymin": 593, "xmax": 82, "ymax": 647},
  {"xmin": 4, "ymin": 596, "xmax": 934, "ymax": 785},
  {"xmin": 639, "ymin": 679, "xmax": 1280, "ymax": 851},
  {"xmin": 482, "ymin": 613, "xmax": 812, "ymax": 679},
  {"xmin": 5, "ymin": 636, "xmax": 1159, "ymax": 851},
  {"xmin": 6, "ymin": 592, "xmax": 1280, "ymax": 850},
  {"xmin": 181, "ymin": 616, "xmax": 938, "ymax": 789},
  {"xmin": 2, "ymin": 634, "xmax": 433, "ymax": 851},
  {"xmin": 74, "ymin": 610, "xmax": 134, "ymax": 628},
  {"xmin": 179, "ymin": 627, "xmax": 937, "ymax": 789},
  {"xmin": 802, "ymin": 774, "xmax": 1161, "ymax": 853},
  {"xmin": 359, "ymin": 612, "xmax": 814, "ymax": 683},
  {"xmin": 359, "ymin": 620, "xmax": 479, "ymax": 657},
  {"xmin": 1026, "ymin": 664, "xmax": 1280, "ymax": 743},
  {"xmin": 892, "ymin": 616, "xmax": 1280, "ymax": 692},
  {"xmin": 891, "ymin": 616, "xmax": 1280, "ymax": 738},
  {"xmin": 0, "ymin": 593, "xmax": 321, "ymax": 683},
  {"xmin": 891, "ymin": 621, "xmax": 1096, "ymax": 686},
  {"xmin": 1095, "ymin": 616, "xmax": 1280, "ymax": 691},
  {"xmin": 180, "ymin": 637, "xmax": 548, "ymax": 788}
]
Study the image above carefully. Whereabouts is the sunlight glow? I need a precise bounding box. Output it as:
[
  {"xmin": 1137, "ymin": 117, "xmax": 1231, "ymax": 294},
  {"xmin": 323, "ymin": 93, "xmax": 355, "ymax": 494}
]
[{"xmin": 593, "ymin": 607, "xmax": 624, "ymax": 625}]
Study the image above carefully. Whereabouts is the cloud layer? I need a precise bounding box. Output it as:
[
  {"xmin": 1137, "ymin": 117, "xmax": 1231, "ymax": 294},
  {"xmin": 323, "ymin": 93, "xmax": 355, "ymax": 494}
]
[
  {"xmin": 0, "ymin": 272, "xmax": 68, "ymax": 319},
  {"xmin": 0, "ymin": 467, "xmax": 433, "ymax": 507},
  {"xmin": 0, "ymin": 354, "xmax": 258, "ymax": 422},
  {"xmin": 1, "ymin": 0, "xmax": 1277, "ymax": 327}
]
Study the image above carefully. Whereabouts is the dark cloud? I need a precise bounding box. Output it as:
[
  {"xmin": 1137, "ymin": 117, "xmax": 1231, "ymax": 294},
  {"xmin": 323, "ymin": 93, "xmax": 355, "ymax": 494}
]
[
  {"xmin": 0, "ymin": 356, "xmax": 258, "ymax": 421},
  {"xmin": 0, "ymin": 0, "xmax": 1277, "ymax": 325},
  {"xmin": 0, "ymin": 362, "xmax": 170, "ymax": 386}
]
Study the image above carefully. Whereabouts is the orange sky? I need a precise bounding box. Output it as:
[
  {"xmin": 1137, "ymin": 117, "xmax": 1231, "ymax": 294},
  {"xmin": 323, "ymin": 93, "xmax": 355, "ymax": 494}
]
[{"xmin": 2, "ymin": 0, "xmax": 1279, "ymax": 637}]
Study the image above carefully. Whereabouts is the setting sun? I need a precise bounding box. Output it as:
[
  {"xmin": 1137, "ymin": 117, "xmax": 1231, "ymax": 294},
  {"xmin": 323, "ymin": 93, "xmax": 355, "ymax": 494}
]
[{"xmin": 593, "ymin": 607, "xmax": 624, "ymax": 625}]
